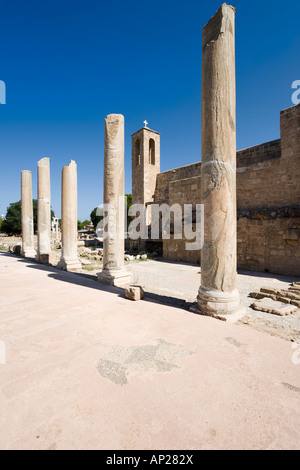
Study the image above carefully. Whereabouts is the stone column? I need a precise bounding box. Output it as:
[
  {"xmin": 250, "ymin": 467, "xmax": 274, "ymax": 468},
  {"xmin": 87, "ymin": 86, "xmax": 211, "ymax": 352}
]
[
  {"xmin": 37, "ymin": 157, "xmax": 51, "ymax": 263},
  {"xmin": 97, "ymin": 114, "xmax": 132, "ymax": 287},
  {"xmin": 58, "ymin": 161, "xmax": 82, "ymax": 272},
  {"xmin": 21, "ymin": 170, "xmax": 36, "ymax": 258},
  {"xmin": 197, "ymin": 4, "xmax": 245, "ymax": 318}
]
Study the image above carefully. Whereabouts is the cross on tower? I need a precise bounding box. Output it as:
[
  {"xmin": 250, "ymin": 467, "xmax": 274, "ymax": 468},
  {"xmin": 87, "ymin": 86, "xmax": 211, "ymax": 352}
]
[{"xmin": 143, "ymin": 120, "xmax": 148, "ymax": 128}]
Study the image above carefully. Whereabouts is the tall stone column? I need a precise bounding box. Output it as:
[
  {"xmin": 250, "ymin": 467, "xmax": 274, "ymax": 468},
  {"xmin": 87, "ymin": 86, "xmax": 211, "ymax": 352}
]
[
  {"xmin": 58, "ymin": 161, "xmax": 82, "ymax": 272},
  {"xmin": 37, "ymin": 157, "xmax": 51, "ymax": 263},
  {"xmin": 197, "ymin": 4, "xmax": 245, "ymax": 318},
  {"xmin": 97, "ymin": 114, "xmax": 132, "ymax": 287},
  {"xmin": 21, "ymin": 170, "xmax": 36, "ymax": 258}
]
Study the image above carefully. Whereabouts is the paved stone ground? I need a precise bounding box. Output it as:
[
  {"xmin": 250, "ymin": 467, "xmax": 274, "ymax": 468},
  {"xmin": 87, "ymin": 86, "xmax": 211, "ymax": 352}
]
[
  {"xmin": 0, "ymin": 252, "xmax": 300, "ymax": 450},
  {"xmin": 1, "ymin": 233, "xmax": 299, "ymax": 341},
  {"xmin": 125, "ymin": 260, "xmax": 300, "ymax": 342}
]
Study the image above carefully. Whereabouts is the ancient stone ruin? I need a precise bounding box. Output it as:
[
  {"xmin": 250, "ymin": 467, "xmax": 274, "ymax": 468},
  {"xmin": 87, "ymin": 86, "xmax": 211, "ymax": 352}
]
[
  {"xmin": 96, "ymin": 114, "xmax": 132, "ymax": 287},
  {"xmin": 57, "ymin": 160, "xmax": 82, "ymax": 272},
  {"xmin": 21, "ymin": 170, "xmax": 36, "ymax": 259},
  {"xmin": 18, "ymin": 3, "xmax": 300, "ymax": 318},
  {"xmin": 37, "ymin": 157, "xmax": 51, "ymax": 263}
]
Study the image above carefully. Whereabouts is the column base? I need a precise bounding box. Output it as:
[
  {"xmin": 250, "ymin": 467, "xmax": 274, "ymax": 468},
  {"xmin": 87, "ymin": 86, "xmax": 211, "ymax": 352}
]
[
  {"xmin": 97, "ymin": 269, "xmax": 133, "ymax": 287},
  {"xmin": 196, "ymin": 286, "xmax": 246, "ymax": 322},
  {"xmin": 57, "ymin": 258, "xmax": 82, "ymax": 272},
  {"xmin": 36, "ymin": 253, "xmax": 50, "ymax": 264},
  {"xmin": 21, "ymin": 249, "xmax": 36, "ymax": 259}
]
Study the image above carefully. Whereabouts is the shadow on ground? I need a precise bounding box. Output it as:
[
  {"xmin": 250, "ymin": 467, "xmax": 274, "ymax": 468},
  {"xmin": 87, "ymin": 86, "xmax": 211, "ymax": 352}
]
[
  {"xmin": 238, "ymin": 269, "xmax": 300, "ymax": 284},
  {"xmin": 1, "ymin": 252, "xmax": 193, "ymax": 312}
]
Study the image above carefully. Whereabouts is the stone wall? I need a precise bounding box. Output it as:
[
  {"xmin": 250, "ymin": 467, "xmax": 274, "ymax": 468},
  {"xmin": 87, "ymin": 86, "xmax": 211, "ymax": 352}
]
[
  {"xmin": 150, "ymin": 104, "xmax": 300, "ymax": 275},
  {"xmin": 154, "ymin": 162, "xmax": 201, "ymax": 205},
  {"xmin": 237, "ymin": 140, "xmax": 281, "ymax": 169},
  {"xmin": 237, "ymin": 207, "xmax": 300, "ymax": 276},
  {"xmin": 162, "ymin": 175, "xmax": 201, "ymax": 264},
  {"xmin": 235, "ymin": 104, "xmax": 300, "ymax": 275},
  {"xmin": 237, "ymin": 120, "xmax": 299, "ymax": 209}
]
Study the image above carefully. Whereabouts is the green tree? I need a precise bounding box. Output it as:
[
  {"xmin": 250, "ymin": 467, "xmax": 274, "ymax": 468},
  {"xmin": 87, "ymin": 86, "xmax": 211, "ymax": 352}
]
[
  {"xmin": 0, "ymin": 217, "xmax": 4, "ymax": 233},
  {"xmin": 125, "ymin": 194, "xmax": 133, "ymax": 230},
  {"xmin": 90, "ymin": 207, "xmax": 102, "ymax": 230},
  {"xmin": 90, "ymin": 196, "xmax": 132, "ymax": 232},
  {"xmin": 2, "ymin": 200, "xmax": 55, "ymax": 235},
  {"xmin": 2, "ymin": 201, "xmax": 22, "ymax": 234},
  {"xmin": 78, "ymin": 219, "xmax": 91, "ymax": 230}
]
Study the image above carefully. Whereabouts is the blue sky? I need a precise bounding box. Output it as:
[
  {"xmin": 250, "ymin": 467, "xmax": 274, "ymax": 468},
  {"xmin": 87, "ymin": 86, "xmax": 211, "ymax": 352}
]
[{"xmin": 0, "ymin": 0, "xmax": 299, "ymax": 220}]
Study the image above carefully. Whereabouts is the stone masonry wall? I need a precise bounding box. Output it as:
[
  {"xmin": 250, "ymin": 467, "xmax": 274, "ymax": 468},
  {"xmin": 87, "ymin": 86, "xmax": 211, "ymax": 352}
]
[
  {"xmin": 236, "ymin": 104, "xmax": 300, "ymax": 275},
  {"xmin": 237, "ymin": 208, "xmax": 300, "ymax": 276},
  {"xmin": 163, "ymin": 175, "xmax": 201, "ymax": 264}
]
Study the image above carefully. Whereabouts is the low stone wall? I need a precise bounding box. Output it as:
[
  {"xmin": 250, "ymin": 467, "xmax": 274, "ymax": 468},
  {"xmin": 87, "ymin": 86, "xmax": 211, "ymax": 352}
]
[
  {"xmin": 237, "ymin": 206, "xmax": 300, "ymax": 276},
  {"xmin": 163, "ymin": 239, "xmax": 200, "ymax": 264}
]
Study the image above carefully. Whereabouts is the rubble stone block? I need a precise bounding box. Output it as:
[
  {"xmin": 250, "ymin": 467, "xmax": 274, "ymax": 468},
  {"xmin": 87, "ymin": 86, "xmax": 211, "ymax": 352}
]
[
  {"xmin": 276, "ymin": 296, "xmax": 291, "ymax": 304},
  {"xmin": 10, "ymin": 244, "xmax": 22, "ymax": 255},
  {"xmin": 252, "ymin": 298, "xmax": 298, "ymax": 316},
  {"xmin": 250, "ymin": 291, "xmax": 266, "ymax": 299},
  {"xmin": 260, "ymin": 287, "xmax": 281, "ymax": 295},
  {"xmin": 280, "ymin": 291, "xmax": 300, "ymax": 301},
  {"xmin": 125, "ymin": 285, "xmax": 144, "ymax": 301}
]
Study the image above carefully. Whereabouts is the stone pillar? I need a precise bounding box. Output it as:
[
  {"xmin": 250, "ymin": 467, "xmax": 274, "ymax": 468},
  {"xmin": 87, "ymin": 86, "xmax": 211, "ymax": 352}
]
[
  {"xmin": 97, "ymin": 114, "xmax": 132, "ymax": 287},
  {"xmin": 58, "ymin": 161, "xmax": 82, "ymax": 272},
  {"xmin": 197, "ymin": 4, "xmax": 245, "ymax": 318},
  {"xmin": 21, "ymin": 170, "xmax": 36, "ymax": 258},
  {"xmin": 37, "ymin": 157, "xmax": 51, "ymax": 263}
]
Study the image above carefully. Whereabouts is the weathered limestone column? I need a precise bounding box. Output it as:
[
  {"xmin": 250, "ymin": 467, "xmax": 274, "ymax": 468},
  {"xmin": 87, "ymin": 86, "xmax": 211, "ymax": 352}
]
[
  {"xmin": 58, "ymin": 161, "xmax": 81, "ymax": 272},
  {"xmin": 197, "ymin": 4, "xmax": 245, "ymax": 318},
  {"xmin": 37, "ymin": 157, "xmax": 51, "ymax": 263},
  {"xmin": 21, "ymin": 170, "xmax": 36, "ymax": 258},
  {"xmin": 97, "ymin": 114, "xmax": 132, "ymax": 287}
]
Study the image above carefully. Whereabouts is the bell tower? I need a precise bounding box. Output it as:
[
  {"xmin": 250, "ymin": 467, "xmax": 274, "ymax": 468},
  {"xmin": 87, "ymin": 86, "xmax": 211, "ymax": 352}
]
[{"xmin": 131, "ymin": 121, "xmax": 160, "ymax": 210}]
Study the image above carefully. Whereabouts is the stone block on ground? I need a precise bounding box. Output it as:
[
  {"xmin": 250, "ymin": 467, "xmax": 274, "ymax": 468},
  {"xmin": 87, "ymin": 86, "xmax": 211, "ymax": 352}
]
[
  {"xmin": 260, "ymin": 287, "xmax": 281, "ymax": 295},
  {"xmin": 280, "ymin": 291, "xmax": 300, "ymax": 301},
  {"xmin": 251, "ymin": 286, "xmax": 300, "ymax": 305},
  {"xmin": 38, "ymin": 254, "xmax": 50, "ymax": 264},
  {"xmin": 10, "ymin": 244, "xmax": 22, "ymax": 255},
  {"xmin": 251, "ymin": 298, "xmax": 298, "ymax": 316},
  {"xmin": 125, "ymin": 254, "xmax": 134, "ymax": 261},
  {"xmin": 276, "ymin": 296, "xmax": 291, "ymax": 304},
  {"xmin": 125, "ymin": 285, "xmax": 144, "ymax": 301},
  {"xmin": 288, "ymin": 287, "xmax": 300, "ymax": 295},
  {"xmin": 251, "ymin": 290, "xmax": 277, "ymax": 301},
  {"xmin": 250, "ymin": 291, "xmax": 267, "ymax": 300}
]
